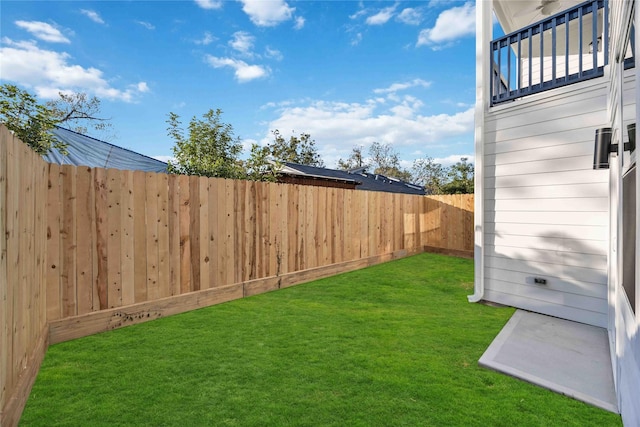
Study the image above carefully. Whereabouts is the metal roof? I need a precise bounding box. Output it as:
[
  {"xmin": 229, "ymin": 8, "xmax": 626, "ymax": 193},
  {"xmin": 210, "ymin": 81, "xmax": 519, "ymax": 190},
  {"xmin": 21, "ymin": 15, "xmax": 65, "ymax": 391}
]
[{"xmin": 43, "ymin": 127, "xmax": 168, "ymax": 173}]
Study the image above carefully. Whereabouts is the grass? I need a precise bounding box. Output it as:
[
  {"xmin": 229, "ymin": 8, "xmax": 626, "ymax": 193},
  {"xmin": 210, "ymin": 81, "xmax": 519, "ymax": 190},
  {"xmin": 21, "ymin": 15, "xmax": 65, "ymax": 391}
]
[{"xmin": 21, "ymin": 253, "xmax": 622, "ymax": 426}]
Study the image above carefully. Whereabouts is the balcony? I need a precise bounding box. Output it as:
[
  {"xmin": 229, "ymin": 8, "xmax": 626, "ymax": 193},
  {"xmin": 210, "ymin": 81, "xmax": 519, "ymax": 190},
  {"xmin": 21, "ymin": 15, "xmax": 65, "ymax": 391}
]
[{"xmin": 491, "ymin": 0, "xmax": 609, "ymax": 106}]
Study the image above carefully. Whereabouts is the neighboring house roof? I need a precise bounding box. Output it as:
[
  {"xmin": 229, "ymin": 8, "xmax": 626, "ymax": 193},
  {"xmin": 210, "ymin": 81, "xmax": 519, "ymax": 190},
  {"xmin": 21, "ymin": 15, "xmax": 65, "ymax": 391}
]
[
  {"xmin": 43, "ymin": 127, "xmax": 168, "ymax": 173},
  {"xmin": 280, "ymin": 162, "xmax": 426, "ymax": 195}
]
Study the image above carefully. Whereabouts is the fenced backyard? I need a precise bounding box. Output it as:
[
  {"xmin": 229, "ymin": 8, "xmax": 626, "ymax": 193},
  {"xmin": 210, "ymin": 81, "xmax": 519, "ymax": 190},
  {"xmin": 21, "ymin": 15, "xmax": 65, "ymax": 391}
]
[{"xmin": 0, "ymin": 125, "xmax": 473, "ymax": 426}]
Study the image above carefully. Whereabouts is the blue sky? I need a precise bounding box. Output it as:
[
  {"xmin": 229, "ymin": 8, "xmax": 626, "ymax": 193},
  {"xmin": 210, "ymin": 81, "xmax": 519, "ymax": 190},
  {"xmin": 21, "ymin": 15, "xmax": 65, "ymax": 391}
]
[{"xmin": 1, "ymin": 0, "xmax": 476, "ymax": 169}]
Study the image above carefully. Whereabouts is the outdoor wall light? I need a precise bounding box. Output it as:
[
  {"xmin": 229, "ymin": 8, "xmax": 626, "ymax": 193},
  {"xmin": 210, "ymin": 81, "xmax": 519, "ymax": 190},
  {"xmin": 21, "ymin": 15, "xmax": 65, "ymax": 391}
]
[
  {"xmin": 593, "ymin": 126, "xmax": 635, "ymax": 169},
  {"xmin": 593, "ymin": 127, "xmax": 614, "ymax": 169}
]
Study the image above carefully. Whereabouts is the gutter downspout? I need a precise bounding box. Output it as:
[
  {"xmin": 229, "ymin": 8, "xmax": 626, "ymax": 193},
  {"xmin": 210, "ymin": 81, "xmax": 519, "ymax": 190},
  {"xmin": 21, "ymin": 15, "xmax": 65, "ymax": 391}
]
[{"xmin": 468, "ymin": 0, "xmax": 491, "ymax": 303}]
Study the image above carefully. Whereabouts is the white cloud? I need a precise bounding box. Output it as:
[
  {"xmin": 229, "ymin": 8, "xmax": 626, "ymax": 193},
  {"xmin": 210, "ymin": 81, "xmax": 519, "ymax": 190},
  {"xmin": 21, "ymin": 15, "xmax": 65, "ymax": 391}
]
[
  {"xmin": 136, "ymin": 21, "xmax": 155, "ymax": 30},
  {"xmin": 195, "ymin": 31, "xmax": 215, "ymax": 45},
  {"xmin": 374, "ymin": 79, "xmax": 432, "ymax": 94},
  {"xmin": 229, "ymin": 31, "xmax": 255, "ymax": 55},
  {"xmin": 349, "ymin": 9, "xmax": 368, "ymax": 20},
  {"xmin": 204, "ymin": 55, "xmax": 269, "ymax": 82},
  {"xmin": 194, "ymin": 0, "xmax": 223, "ymax": 10},
  {"xmin": 265, "ymin": 46, "xmax": 283, "ymax": 61},
  {"xmin": 263, "ymin": 97, "xmax": 474, "ymax": 166},
  {"xmin": 397, "ymin": 8, "xmax": 422, "ymax": 25},
  {"xmin": 417, "ymin": 2, "xmax": 475, "ymax": 48},
  {"xmin": 351, "ymin": 32, "xmax": 363, "ymax": 46},
  {"xmin": 15, "ymin": 20, "xmax": 70, "ymax": 43},
  {"xmin": 366, "ymin": 5, "xmax": 397, "ymax": 25},
  {"xmin": 433, "ymin": 154, "xmax": 475, "ymax": 167},
  {"xmin": 136, "ymin": 82, "xmax": 150, "ymax": 93},
  {"xmin": 1, "ymin": 38, "xmax": 148, "ymax": 102},
  {"xmin": 294, "ymin": 16, "xmax": 305, "ymax": 30},
  {"xmin": 238, "ymin": 0, "xmax": 295, "ymax": 27},
  {"xmin": 80, "ymin": 9, "xmax": 105, "ymax": 25}
]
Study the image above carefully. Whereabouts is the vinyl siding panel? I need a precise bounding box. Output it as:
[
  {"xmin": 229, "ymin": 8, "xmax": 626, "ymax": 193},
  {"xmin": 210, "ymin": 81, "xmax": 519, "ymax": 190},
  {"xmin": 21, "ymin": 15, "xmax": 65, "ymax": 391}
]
[{"xmin": 484, "ymin": 80, "xmax": 609, "ymax": 327}]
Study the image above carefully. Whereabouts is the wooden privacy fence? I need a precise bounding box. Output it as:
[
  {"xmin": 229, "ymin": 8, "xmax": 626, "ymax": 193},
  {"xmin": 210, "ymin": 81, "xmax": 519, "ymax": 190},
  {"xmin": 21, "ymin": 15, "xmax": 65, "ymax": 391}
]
[
  {"xmin": 0, "ymin": 124, "xmax": 473, "ymax": 426},
  {"xmin": 1, "ymin": 129, "xmax": 49, "ymax": 427},
  {"xmin": 46, "ymin": 165, "xmax": 473, "ymax": 337}
]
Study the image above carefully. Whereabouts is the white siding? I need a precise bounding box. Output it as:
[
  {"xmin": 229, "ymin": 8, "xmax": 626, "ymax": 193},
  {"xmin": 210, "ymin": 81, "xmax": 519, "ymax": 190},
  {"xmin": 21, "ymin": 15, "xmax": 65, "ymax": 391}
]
[{"xmin": 484, "ymin": 78, "xmax": 610, "ymax": 327}]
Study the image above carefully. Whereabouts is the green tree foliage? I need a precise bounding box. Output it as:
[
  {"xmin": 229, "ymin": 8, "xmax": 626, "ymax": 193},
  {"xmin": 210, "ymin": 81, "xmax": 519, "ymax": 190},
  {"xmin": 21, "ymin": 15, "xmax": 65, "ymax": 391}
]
[
  {"xmin": 410, "ymin": 157, "xmax": 474, "ymax": 194},
  {"xmin": 337, "ymin": 145, "xmax": 369, "ymax": 170},
  {"xmin": 166, "ymin": 109, "xmax": 245, "ymax": 178},
  {"xmin": 441, "ymin": 157, "xmax": 474, "ymax": 194},
  {"xmin": 268, "ymin": 129, "xmax": 324, "ymax": 167},
  {"xmin": 368, "ymin": 141, "xmax": 412, "ymax": 181},
  {"xmin": 411, "ymin": 157, "xmax": 447, "ymax": 195},
  {"xmin": 0, "ymin": 84, "xmax": 66, "ymax": 154},
  {"xmin": 244, "ymin": 143, "xmax": 279, "ymax": 182},
  {"xmin": 244, "ymin": 129, "xmax": 324, "ymax": 181}
]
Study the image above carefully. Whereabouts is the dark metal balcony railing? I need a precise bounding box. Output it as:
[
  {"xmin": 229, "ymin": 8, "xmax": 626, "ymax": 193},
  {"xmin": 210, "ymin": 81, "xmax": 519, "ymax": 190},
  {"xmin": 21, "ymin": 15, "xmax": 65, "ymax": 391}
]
[{"xmin": 491, "ymin": 0, "xmax": 608, "ymax": 106}]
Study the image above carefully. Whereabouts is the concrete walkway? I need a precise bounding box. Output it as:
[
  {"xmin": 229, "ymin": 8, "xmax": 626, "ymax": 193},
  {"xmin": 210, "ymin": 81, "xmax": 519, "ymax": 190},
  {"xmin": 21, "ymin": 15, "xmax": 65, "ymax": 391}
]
[{"xmin": 479, "ymin": 310, "xmax": 618, "ymax": 413}]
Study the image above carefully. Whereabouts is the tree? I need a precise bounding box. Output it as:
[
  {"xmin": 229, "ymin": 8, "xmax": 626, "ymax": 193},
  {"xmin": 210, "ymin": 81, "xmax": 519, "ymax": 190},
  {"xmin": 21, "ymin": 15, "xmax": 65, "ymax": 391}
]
[
  {"xmin": 268, "ymin": 129, "xmax": 324, "ymax": 167},
  {"xmin": 244, "ymin": 143, "xmax": 279, "ymax": 182},
  {"xmin": 244, "ymin": 129, "xmax": 324, "ymax": 181},
  {"xmin": 411, "ymin": 157, "xmax": 447, "ymax": 195},
  {"xmin": 1, "ymin": 84, "xmax": 113, "ymax": 154},
  {"xmin": 337, "ymin": 145, "xmax": 369, "ymax": 170},
  {"xmin": 46, "ymin": 92, "xmax": 113, "ymax": 140},
  {"xmin": 0, "ymin": 84, "xmax": 66, "ymax": 154},
  {"xmin": 442, "ymin": 157, "xmax": 474, "ymax": 194},
  {"xmin": 368, "ymin": 141, "xmax": 412, "ymax": 181},
  {"xmin": 166, "ymin": 109, "xmax": 245, "ymax": 178}
]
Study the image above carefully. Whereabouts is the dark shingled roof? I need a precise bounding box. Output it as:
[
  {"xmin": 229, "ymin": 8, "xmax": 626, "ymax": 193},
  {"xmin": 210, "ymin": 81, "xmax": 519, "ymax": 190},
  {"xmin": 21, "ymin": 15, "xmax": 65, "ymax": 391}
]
[{"xmin": 281, "ymin": 162, "xmax": 426, "ymax": 195}]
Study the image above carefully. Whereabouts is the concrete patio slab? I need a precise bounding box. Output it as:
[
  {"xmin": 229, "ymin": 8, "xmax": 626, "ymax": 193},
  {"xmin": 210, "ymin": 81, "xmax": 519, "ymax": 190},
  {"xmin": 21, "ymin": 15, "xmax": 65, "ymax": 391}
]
[{"xmin": 479, "ymin": 309, "xmax": 618, "ymax": 413}]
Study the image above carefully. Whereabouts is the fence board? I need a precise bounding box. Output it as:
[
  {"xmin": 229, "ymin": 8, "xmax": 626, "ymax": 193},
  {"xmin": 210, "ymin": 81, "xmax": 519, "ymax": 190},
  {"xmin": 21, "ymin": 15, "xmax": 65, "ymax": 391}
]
[
  {"xmin": 269, "ymin": 184, "xmax": 279, "ymax": 276},
  {"xmin": 94, "ymin": 168, "xmax": 108, "ymax": 309},
  {"xmin": 178, "ymin": 174, "xmax": 191, "ymax": 293},
  {"xmin": 106, "ymin": 168, "xmax": 122, "ymax": 309},
  {"xmin": 133, "ymin": 171, "xmax": 147, "ymax": 302},
  {"xmin": 224, "ymin": 180, "xmax": 235, "ymax": 285},
  {"xmin": 168, "ymin": 174, "xmax": 180, "ymax": 296},
  {"xmin": 233, "ymin": 180, "xmax": 243, "ymax": 283},
  {"xmin": 121, "ymin": 170, "xmax": 135, "ymax": 306},
  {"xmin": 208, "ymin": 178, "xmax": 219, "ymax": 288},
  {"xmin": 156, "ymin": 174, "xmax": 170, "ymax": 298},
  {"xmin": 46, "ymin": 164, "xmax": 62, "ymax": 320},
  {"xmin": 76, "ymin": 167, "xmax": 94, "ymax": 314},
  {"xmin": 198, "ymin": 177, "xmax": 210, "ymax": 291},
  {"xmin": 61, "ymin": 165, "xmax": 77, "ymax": 317},
  {"xmin": 145, "ymin": 173, "xmax": 159, "ymax": 300},
  {"xmin": 189, "ymin": 176, "xmax": 200, "ymax": 292}
]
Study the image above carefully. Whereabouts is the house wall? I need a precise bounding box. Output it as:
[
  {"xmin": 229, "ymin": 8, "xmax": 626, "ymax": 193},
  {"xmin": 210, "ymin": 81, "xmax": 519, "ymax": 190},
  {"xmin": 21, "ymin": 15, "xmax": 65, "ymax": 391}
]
[
  {"xmin": 611, "ymin": 1, "xmax": 640, "ymax": 424},
  {"xmin": 483, "ymin": 77, "xmax": 611, "ymax": 327}
]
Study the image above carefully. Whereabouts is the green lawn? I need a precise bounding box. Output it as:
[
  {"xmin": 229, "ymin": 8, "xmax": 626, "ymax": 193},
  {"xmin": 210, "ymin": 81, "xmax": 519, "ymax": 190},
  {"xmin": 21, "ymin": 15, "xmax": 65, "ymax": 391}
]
[{"xmin": 21, "ymin": 253, "xmax": 622, "ymax": 426}]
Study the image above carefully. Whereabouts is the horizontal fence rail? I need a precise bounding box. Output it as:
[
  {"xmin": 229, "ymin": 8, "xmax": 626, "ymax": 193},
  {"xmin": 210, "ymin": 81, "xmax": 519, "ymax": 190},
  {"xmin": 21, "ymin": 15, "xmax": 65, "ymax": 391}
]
[
  {"xmin": 491, "ymin": 0, "xmax": 608, "ymax": 105},
  {"xmin": 0, "ymin": 124, "xmax": 473, "ymax": 426}
]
